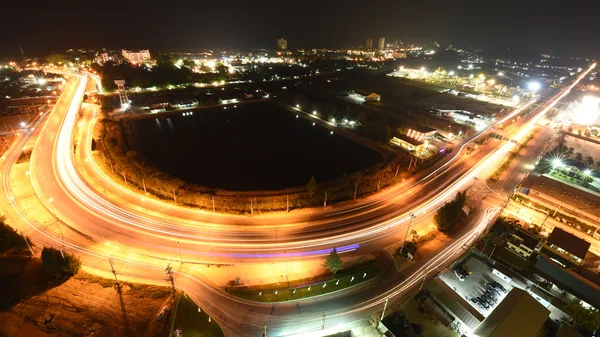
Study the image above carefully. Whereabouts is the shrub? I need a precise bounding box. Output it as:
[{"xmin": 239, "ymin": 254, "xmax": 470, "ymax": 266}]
[
  {"xmin": 0, "ymin": 217, "xmax": 31, "ymax": 253},
  {"xmin": 41, "ymin": 247, "xmax": 81, "ymax": 275}
]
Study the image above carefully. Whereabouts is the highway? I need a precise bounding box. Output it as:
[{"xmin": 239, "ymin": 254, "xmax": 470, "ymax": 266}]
[{"xmin": 0, "ymin": 64, "xmax": 595, "ymax": 336}]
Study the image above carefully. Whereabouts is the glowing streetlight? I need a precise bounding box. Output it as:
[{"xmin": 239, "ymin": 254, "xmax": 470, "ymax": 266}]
[
  {"xmin": 552, "ymin": 158, "xmax": 564, "ymax": 168},
  {"xmin": 584, "ymin": 169, "xmax": 592, "ymax": 176},
  {"xmin": 528, "ymin": 81, "xmax": 541, "ymax": 92}
]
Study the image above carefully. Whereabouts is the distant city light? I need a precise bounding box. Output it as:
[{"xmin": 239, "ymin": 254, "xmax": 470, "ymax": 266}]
[
  {"xmin": 572, "ymin": 95, "xmax": 600, "ymax": 125},
  {"xmin": 20, "ymin": 122, "xmax": 26, "ymax": 127},
  {"xmin": 497, "ymin": 72, "xmax": 504, "ymax": 76},
  {"xmin": 448, "ymin": 71, "xmax": 455, "ymax": 76}
]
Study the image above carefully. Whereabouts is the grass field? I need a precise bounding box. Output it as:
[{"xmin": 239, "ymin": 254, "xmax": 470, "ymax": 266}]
[
  {"xmin": 225, "ymin": 263, "xmax": 379, "ymax": 302},
  {"xmin": 172, "ymin": 294, "xmax": 225, "ymax": 337}
]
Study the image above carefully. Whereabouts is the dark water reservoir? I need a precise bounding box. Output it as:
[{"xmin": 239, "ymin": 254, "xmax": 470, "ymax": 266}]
[{"xmin": 130, "ymin": 102, "xmax": 382, "ymax": 191}]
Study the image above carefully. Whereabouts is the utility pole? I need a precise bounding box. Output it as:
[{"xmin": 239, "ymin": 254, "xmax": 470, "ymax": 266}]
[
  {"xmin": 177, "ymin": 241, "xmax": 183, "ymax": 264},
  {"xmin": 552, "ymin": 202, "xmax": 563, "ymax": 217},
  {"xmin": 166, "ymin": 264, "xmax": 176, "ymax": 293},
  {"xmin": 399, "ymin": 213, "xmax": 416, "ymax": 256},
  {"xmin": 109, "ymin": 257, "xmax": 119, "ymax": 284},
  {"xmin": 286, "ymin": 194, "xmax": 289, "ymax": 213},
  {"xmin": 142, "ymin": 179, "xmax": 147, "ymax": 195},
  {"xmin": 419, "ymin": 269, "xmax": 428, "ymax": 291},
  {"xmin": 354, "ymin": 182, "xmax": 358, "ymax": 199},
  {"xmin": 395, "ymin": 165, "xmax": 400, "ymax": 178},
  {"xmin": 323, "ymin": 191, "xmax": 327, "ymax": 207},
  {"xmin": 122, "ymin": 172, "xmax": 127, "ymax": 185},
  {"xmin": 408, "ymin": 155, "xmax": 415, "ymax": 171},
  {"xmin": 263, "ymin": 323, "xmax": 267, "ymax": 337},
  {"xmin": 251, "ymin": 198, "xmax": 253, "ymax": 215},
  {"xmin": 321, "ymin": 314, "xmax": 326, "ymax": 330},
  {"xmin": 19, "ymin": 230, "xmax": 34, "ymax": 255},
  {"xmin": 377, "ymin": 178, "xmax": 381, "ymax": 191},
  {"xmin": 173, "ymin": 189, "xmax": 177, "ymax": 203},
  {"xmin": 379, "ymin": 298, "xmax": 389, "ymax": 327},
  {"xmin": 212, "ymin": 195, "xmax": 215, "ymax": 212}
]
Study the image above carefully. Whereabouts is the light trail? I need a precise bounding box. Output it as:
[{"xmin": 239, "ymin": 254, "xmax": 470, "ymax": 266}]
[{"xmin": 0, "ymin": 61, "xmax": 593, "ymax": 336}]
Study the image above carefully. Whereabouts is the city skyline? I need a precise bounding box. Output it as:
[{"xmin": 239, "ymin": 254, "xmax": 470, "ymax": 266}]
[{"xmin": 1, "ymin": 0, "xmax": 599, "ymax": 57}]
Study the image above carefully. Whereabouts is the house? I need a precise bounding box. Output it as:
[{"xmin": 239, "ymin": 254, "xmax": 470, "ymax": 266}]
[
  {"xmin": 169, "ymin": 97, "xmax": 199, "ymax": 108},
  {"xmin": 352, "ymin": 89, "xmax": 381, "ymax": 102},
  {"xmin": 219, "ymin": 97, "xmax": 239, "ymax": 104},
  {"xmin": 506, "ymin": 228, "xmax": 541, "ymax": 259},
  {"xmin": 473, "ymin": 288, "xmax": 549, "ymax": 337},
  {"xmin": 406, "ymin": 125, "xmax": 438, "ymax": 140},
  {"xmin": 541, "ymin": 228, "xmax": 591, "ymax": 267},
  {"xmin": 142, "ymin": 96, "xmax": 169, "ymax": 110}
]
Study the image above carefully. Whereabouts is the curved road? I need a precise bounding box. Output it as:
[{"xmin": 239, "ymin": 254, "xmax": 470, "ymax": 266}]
[{"xmin": 0, "ymin": 64, "xmax": 594, "ymax": 336}]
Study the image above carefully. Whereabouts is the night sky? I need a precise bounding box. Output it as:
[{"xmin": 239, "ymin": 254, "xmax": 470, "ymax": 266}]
[{"xmin": 1, "ymin": 0, "xmax": 598, "ymax": 57}]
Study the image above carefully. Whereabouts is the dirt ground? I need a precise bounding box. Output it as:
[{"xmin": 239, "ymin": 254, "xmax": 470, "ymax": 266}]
[{"xmin": 0, "ymin": 253, "xmax": 173, "ymax": 337}]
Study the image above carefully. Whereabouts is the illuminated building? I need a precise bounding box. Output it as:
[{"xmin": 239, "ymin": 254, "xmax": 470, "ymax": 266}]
[
  {"xmin": 121, "ymin": 49, "xmax": 151, "ymax": 64},
  {"xmin": 365, "ymin": 38, "xmax": 373, "ymax": 50},
  {"xmin": 378, "ymin": 37, "xmax": 385, "ymax": 50},
  {"xmin": 277, "ymin": 37, "xmax": 288, "ymax": 50}
]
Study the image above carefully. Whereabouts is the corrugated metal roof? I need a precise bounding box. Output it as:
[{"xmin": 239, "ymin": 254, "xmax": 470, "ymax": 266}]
[
  {"xmin": 428, "ymin": 278, "xmax": 484, "ymax": 331},
  {"xmin": 473, "ymin": 288, "xmax": 549, "ymax": 337}
]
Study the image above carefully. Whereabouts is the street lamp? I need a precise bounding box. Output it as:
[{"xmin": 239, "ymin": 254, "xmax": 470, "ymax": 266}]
[
  {"xmin": 552, "ymin": 158, "xmax": 564, "ymax": 168},
  {"xmin": 399, "ymin": 213, "xmax": 417, "ymax": 256}
]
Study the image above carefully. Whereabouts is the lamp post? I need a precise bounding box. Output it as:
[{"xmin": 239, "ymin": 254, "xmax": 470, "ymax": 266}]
[{"xmin": 399, "ymin": 213, "xmax": 417, "ymax": 256}]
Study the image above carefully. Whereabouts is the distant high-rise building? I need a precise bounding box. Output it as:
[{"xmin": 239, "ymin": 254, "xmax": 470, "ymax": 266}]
[
  {"xmin": 393, "ymin": 40, "xmax": 400, "ymax": 48},
  {"xmin": 365, "ymin": 38, "xmax": 373, "ymax": 50},
  {"xmin": 121, "ymin": 49, "xmax": 151, "ymax": 64},
  {"xmin": 277, "ymin": 37, "xmax": 288, "ymax": 50},
  {"xmin": 378, "ymin": 37, "xmax": 386, "ymax": 50}
]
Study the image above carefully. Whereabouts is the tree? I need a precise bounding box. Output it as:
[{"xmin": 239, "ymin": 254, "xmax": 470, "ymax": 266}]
[
  {"xmin": 410, "ymin": 229, "xmax": 419, "ymax": 242},
  {"xmin": 307, "ymin": 176, "xmax": 317, "ymax": 197},
  {"xmin": 567, "ymin": 147, "xmax": 575, "ymax": 157},
  {"xmin": 434, "ymin": 191, "xmax": 468, "ymax": 233},
  {"xmin": 586, "ymin": 156, "xmax": 594, "ymax": 166},
  {"xmin": 41, "ymin": 247, "xmax": 81, "ymax": 275},
  {"xmin": 384, "ymin": 124, "xmax": 392, "ymax": 140},
  {"xmin": 182, "ymin": 58, "xmax": 195, "ymax": 68},
  {"xmin": 563, "ymin": 300, "xmax": 600, "ymax": 333},
  {"xmin": 45, "ymin": 53, "xmax": 69, "ymax": 65},
  {"xmin": 323, "ymin": 248, "xmax": 343, "ymax": 275},
  {"xmin": 575, "ymin": 152, "xmax": 583, "ymax": 162}
]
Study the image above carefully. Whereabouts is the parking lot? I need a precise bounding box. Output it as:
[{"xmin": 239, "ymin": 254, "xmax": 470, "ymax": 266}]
[{"xmin": 440, "ymin": 256, "xmax": 512, "ymax": 316}]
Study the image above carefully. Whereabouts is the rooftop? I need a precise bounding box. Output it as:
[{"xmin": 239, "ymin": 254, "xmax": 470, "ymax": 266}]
[
  {"xmin": 547, "ymin": 227, "xmax": 591, "ymax": 260},
  {"xmin": 518, "ymin": 173, "xmax": 600, "ymax": 219},
  {"xmin": 511, "ymin": 228, "xmax": 541, "ymax": 250},
  {"xmin": 353, "ymin": 89, "xmax": 379, "ymax": 97},
  {"xmin": 473, "ymin": 288, "xmax": 549, "ymax": 337},
  {"xmin": 534, "ymin": 256, "xmax": 600, "ymax": 310},
  {"xmin": 408, "ymin": 124, "xmax": 437, "ymax": 134},
  {"xmin": 394, "ymin": 134, "xmax": 424, "ymax": 146}
]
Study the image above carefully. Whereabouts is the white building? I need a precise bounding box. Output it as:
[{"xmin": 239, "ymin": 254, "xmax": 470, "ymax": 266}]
[
  {"xmin": 121, "ymin": 49, "xmax": 151, "ymax": 64},
  {"xmin": 365, "ymin": 38, "xmax": 373, "ymax": 50}
]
